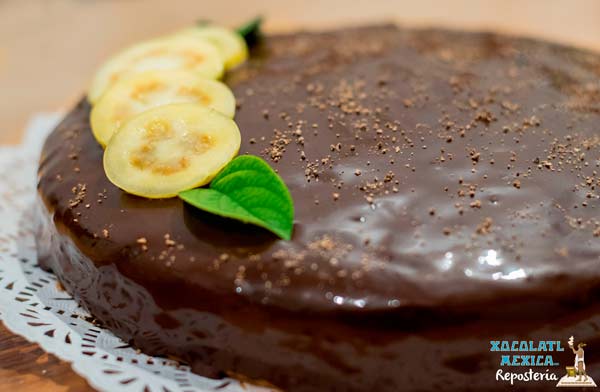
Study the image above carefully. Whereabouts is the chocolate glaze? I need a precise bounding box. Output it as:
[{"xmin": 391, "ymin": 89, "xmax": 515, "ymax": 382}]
[{"xmin": 37, "ymin": 25, "xmax": 600, "ymax": 390}]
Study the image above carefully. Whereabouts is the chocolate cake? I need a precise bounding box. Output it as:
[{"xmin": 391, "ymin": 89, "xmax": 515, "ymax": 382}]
[{"xmin": 36, "ymin": 25, "xmax": 600, "ymax": 390}]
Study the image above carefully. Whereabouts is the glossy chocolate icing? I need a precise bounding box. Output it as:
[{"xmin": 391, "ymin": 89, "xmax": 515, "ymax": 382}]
[{"xmin": 37, "ymin": 25, "xmax": 600, "ymax": 390}]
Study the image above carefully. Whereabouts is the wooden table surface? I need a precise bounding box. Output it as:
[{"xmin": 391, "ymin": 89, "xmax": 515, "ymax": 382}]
[{"xmin": 0, "ymin": 0, "xmax": 599, "ymax": 390}]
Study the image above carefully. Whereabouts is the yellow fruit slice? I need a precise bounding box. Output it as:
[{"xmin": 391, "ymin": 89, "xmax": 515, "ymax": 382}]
[
  {"xmin": 103, "ymin": 103, "xmax": 241, "ymax": 198},
  {"xmin": 88, "ymin": 36, "xmax": 224, "ymax": 104},
  {"xmin": 90, "ymin": 70, "xmax": 236, "ymax": 147},
  {"xmin": 175, "ymin": 25, "xmax": 248, "ymax": 70}
]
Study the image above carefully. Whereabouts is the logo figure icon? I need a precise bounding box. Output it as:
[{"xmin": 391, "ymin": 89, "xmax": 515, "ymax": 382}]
[{"xmin": 557, "ymin": 336, "xmax": 597, "ymax": 387}]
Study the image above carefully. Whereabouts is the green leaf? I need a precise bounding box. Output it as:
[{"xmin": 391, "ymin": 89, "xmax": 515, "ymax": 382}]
[
  {"xmin": 195, "ymin": 19, "xmax": 212, "ymax": 27},
  {"xmin": 179, "ymin": 155, "xmax": 294, "ymax": 240},
  {"xmin": 236, "ymin": 16, "xmax": 263, "ymax": 45}
]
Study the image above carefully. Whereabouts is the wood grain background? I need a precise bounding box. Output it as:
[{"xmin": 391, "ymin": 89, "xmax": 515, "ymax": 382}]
[{"xmin": 0, "ymin": 0, "xmax": 599, "ymax": 390}]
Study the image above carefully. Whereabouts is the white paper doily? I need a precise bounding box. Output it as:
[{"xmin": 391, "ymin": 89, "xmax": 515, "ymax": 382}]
[{"xmin": 0, "ymin": 114, "xmax": 258, "ymax": 392}]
